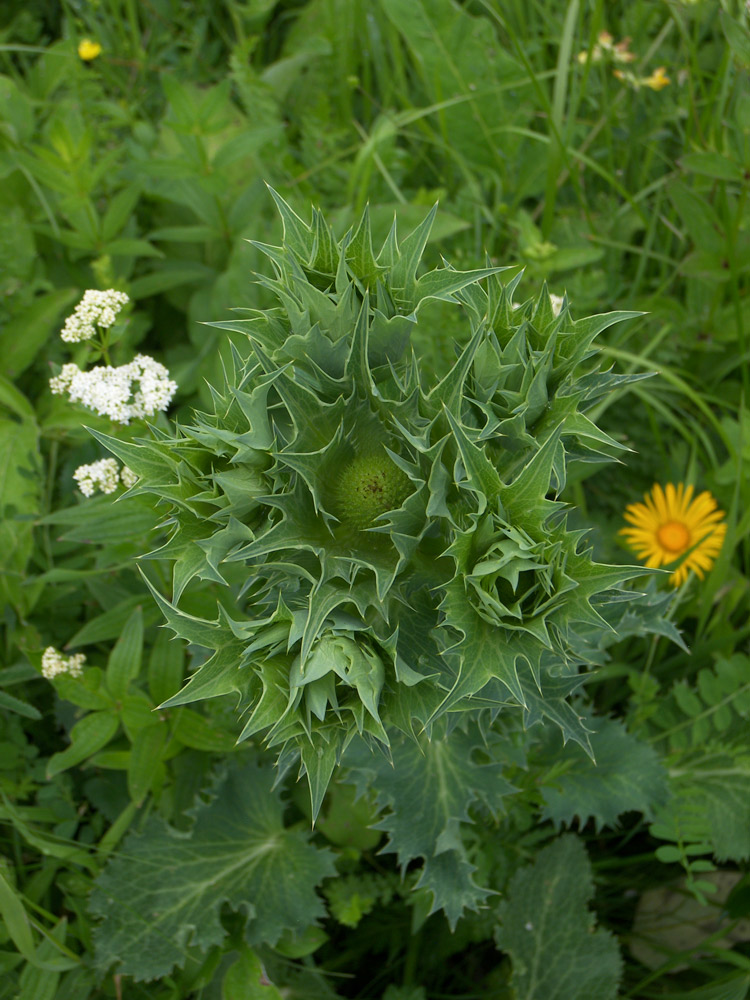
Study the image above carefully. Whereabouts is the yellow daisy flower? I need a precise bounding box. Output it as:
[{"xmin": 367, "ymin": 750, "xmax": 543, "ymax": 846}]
[
  {"xmin": 78, "ymin": 39, "xmax": 102, "ymax": 62},
  {"xmin": 620, "ymin": 483, "xmax": 726, "ymax": 587}
]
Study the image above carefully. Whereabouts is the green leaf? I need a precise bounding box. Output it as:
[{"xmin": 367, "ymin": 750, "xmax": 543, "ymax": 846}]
[
  {"xmin": 390, "ymin": 203, "xmax": 437, "ymax": 297},
  {"xmin": 415, "ymin": 265, "xmax": 506, "ymax": 305},
  {"xmin": 680, "ymin": 151, "xmax": 743, "ymax": 182},
  {"xmin": 0, "ymin": 868, "xmax": 35, "ymax": 959},
  {"xmin": 140, "ymin": 572, "xmax": 235, "ymax": 649},
  {"xmin": 127, "ymin": 724, "xmax": 167, "ymax": 806},
  {"xmin": 0, "ymin": 414, "xmax": 41, "ymax": 613},
  {"xmin": 344, "ymin": 725, "xmax": 515, "ymax": 927},
  {"xmin": 265, "ymin": 186, "xmax": 313, "ymax": 261},
  {"xmin": 40, "ymin": 494, "xmax": 160, "ymax": 546},
  {"xmin": 149, "ymin": 224, "xmax": 219, "ymax": 242},
  {"xmin": 345, "ymin": 205, "xmax": 382, "ymax": 286},
  {"xmin": 222, "ymin": 946, "xmax": 284, "ymax": 1000},
  {"xmin": 518, "ymin": 671, "xmax": 593, "ymax": 756},
  {"xmin": 213, "ymin": 124, "xmax": 283, "ymax": 168},
  {"xmin": 90, "ymin": 760, "xmax": 335, "ymax": 980},
  {"xmin": 677, "ymin": 754, "xmax": 750, "ymax": 862},
  {"xmin": 427, "ymin": 324, "xmax": 485, "ymax": 417},
  {"xmin": 500, "ymin": 427, "xmax": 563, "ymax": 532},
  {"xmin": 0, "ymin": 288, "xmax": 77, "ymax": 377},
  {"xmin": 667, "ymin": 181, "xmax": 724, "ymax": 255},
  {"xmin": 106, "ymin": 238, "xmax": 162, "ymax": 258},
  {"xmin": 147, "ymin": 629, "xmax": 184, "ymax": 706},
  {"xmin": 66, "ymin": 595, "xmax": 153, "ymax": 648},
  {"xmin": 495, "ymin": 835, "xmax": 622, "ymax": 1000},
  {"xmin": 443, "ymin": 408, "xmax": 502, "ymax": 506},
  {"xmin": 721, "ymin": 10, "xmax": 750, "ymax": 67},
  {"xmin": 53, "ymin": 668, "xmax": 114, "ymax": 711},
  {"xmin": 539, "ymin": 719, "xmax": 669, "ymax": 831},
  {"xmin": 300, "ymin": 737, "xmax": 339, "ymax": 823},
  {"xmin": 438, "ymin": 578, "xmax": 525, "ymax": 709},
  {"xmin": 105, "ymin": 606, "xmax": 144, "ymax": 699},
  {"xmin": 101, "ymin": 185, "xmax": 141, "ymax": 242},
  {"xmin": 379, "ymin": 0, "xmax": 524, "ymax": 173},
  {"xmin": 46, "ymin": 711, "xmax": 119, "ymax": 778},
  {"xmin": 0, "ymin": 375, "xmax": 35, "ymax": 419},
  {"xmin": 171, "ymin": 707, "xmax": 238, "ymax": 752},
  {"xmin": 0, "ymin": 689, "xmax": 42, "ymax": 719},
  {"xmin": 129, "ymin": 260, "xmax": 216, "ymax": 298},
  {"xmin": 89, "ymin": 428, "xmax": 178, "ymax": 482},
  {"xmin": 158, "ymin": 643, "xmax": 247, "ymax": 709}
]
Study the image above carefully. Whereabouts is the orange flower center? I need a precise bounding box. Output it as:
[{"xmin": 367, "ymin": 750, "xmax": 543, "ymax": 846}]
[{"xmin": 657, "ymin": 520, "xmax": 690, "ymax": 554}]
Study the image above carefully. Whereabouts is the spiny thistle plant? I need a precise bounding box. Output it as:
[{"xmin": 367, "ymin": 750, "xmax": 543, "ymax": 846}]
[{"xmin": 98, "ymin": 191, "xmax": 651, "ymax": 817}]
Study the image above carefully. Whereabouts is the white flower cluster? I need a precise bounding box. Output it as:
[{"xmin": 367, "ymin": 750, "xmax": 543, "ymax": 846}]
[
  {"xmin": 41, "ymin": 646, "xmax": 86, "ymax": 680},
  {"xmin": 61, "ymin": 289, "xmax": 130, "ymax": 343},
  {"xmin": 50, "ymin": 354, "xmax": 177, "ymax": 425},
  {"xmin": 549, "ymin": 293, "xmax": 564, "ymax": 317},
  {"xmin": 120, "ymin": 466, "xmax": 138, "ymax": 488},
  {"xmin": 73, "ymin": 458, "xmax": 138, "ymax": 497}
]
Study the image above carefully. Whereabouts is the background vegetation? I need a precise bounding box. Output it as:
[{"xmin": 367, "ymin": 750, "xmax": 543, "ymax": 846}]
[{"xmin": 0, "ymin": 0, "xmax": 749, "ymax": 997}]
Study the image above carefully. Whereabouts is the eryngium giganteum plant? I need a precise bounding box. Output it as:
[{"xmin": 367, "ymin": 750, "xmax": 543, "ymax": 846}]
[{"xmin": 98, "ymin": 192, "xmax": 648, "ymax": 817}]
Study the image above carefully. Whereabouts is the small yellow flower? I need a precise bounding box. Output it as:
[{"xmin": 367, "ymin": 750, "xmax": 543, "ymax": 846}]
[
  {"xmin": 78, "ymin": 39, "xmax": 102, "ymax": 62},
  {"xmin": 644, "ymin": 66, "xmax": 670, "ymax": 91},
  {"xmin": 620, "ymin": 483, "xmax": 726, "ymax": 587}
]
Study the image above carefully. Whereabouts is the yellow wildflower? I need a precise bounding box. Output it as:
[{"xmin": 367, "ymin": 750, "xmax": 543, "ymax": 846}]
[
  {"xmin": 644, "ymin": 66, "xmax": 670, "ymax": 91},
  {"xmin": 78, "ymin": 39, "xmax": 102, "ymax": 62},
  {"xmin": 620, "ymin": 483, "xmax": 726, "ymax": 587}
]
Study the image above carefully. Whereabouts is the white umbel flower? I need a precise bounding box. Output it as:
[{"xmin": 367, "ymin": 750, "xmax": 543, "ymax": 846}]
[
  {"xmin": 60, "ymin": 289, "xmax": 130, "ymax": 343},
  {"xmin": 49, "ymin": 354, "xmax": 177, "ymax": 425},
  {"xmin": 73, "ymin": 459, "xmax": 139, "ymax": 495},
  {"xmin": 49, "ymin": 362, "xmax": 82, "ymax": 396},
  {"xmin": 41, "ymin": 646, "xmax": 86, "ymax": 680},
  {"xmin": 120, "ymin": 466, "xmax": 138, "ymax": 488},
  {"xmin": 73, "ymin": 458, "xmax": 121, "ymax": 497},
  {"xmin": 126, "ymin": 355, "xmax": 178, "ymax": 420}
]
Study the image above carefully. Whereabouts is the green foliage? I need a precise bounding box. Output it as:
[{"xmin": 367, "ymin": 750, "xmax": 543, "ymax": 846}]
[
  {"xmin": 324, "ymin": 871, "xmax": 400, "ymax": 928},
  {"xmin": 90, "ymin": 758, "xmax": 335, "ymax": 980},
  {"xmin": 633, "ymin": 654, "xmax": 750, "ymax": 898},
  {"xmin": 100, "ymin": 194, "xmax": 649, "ymax": 825},
  {"xmin": 1, "ymin": 1, "xmax": 748, "ymax": 997},
  {"xmin": 343, "ymin": 721, "xmax": 517, "ymax": 926},
  {"xmin": 539, "ymin": 716, "xmax": 669, "ymax": 831},
  {"xmin": 495, "ymin": 835, "xmax": 622, "ymax": 1000}
]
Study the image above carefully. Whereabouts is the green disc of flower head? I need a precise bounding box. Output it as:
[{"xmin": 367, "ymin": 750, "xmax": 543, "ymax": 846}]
[{"xmin": 332, "ymin": 452, "xmax": 411, "ymax": 530}]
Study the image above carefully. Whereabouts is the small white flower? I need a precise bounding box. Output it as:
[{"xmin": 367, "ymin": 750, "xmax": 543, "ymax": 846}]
[
  {"xmin": 60, "ymin": 289, "xmax": 130, "ymax": 343},
  {"xmin": 41, "ymin": 646, "xmax": 86, "ymax": 680},
  {"xmin": 120, "ymin": 466, "xmax": 138, "ymax": 488},
  {"xmin": 49, "ymin": 354, "xmax": 177, "ymax": 425},
  {"xmin": 126, "ymin": 355, "xmax": 178, "ymax": 420},
  {"xmin": 512, "ymin": 292, "xmax": 565, "ymax": 317},
  {"xmin": 549, "ymin": 293, "xmax": 565, "ymax": 317},
  {"xmin": 73, "ymin": 458, "xmax": 121, "ymax": 497},
  {"xmin": 49, "ymin": 362, "xmax": 81, "ymax": 395}
]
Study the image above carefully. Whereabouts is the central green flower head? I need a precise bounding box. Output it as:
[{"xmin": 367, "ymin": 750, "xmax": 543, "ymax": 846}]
[{"xmin": 331, "ymin": 452, "xmax": 411, "ymax": 529}]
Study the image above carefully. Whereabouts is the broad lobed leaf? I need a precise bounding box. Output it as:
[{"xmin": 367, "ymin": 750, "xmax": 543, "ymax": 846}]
[{"xmin": 91, "ymin": 758, "xmax": 335, "ymax": 980}]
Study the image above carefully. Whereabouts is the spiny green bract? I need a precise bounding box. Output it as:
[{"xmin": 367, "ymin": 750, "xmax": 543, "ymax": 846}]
[{"xmin": 98, "ymin": 192, "xmax": 647, "ymax": 817}]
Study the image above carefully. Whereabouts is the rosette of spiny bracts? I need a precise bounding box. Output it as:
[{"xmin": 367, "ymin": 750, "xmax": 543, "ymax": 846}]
[{"xmin": 97, "ymin": 192, "xmax": 651, "ymax": 817}]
